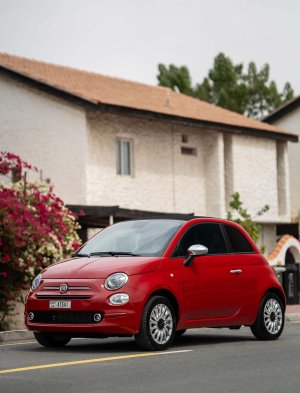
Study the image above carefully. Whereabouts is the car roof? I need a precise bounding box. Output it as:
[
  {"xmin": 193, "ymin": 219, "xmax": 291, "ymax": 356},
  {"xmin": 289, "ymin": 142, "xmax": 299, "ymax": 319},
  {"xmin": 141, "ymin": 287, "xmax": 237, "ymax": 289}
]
[
  {"xmin": 124, "ymin": 216, "xmax": 241, "ymax": 226},
  {"xmin": 126, "ymin": 216, "xmax": 214, "ymax": 222}
]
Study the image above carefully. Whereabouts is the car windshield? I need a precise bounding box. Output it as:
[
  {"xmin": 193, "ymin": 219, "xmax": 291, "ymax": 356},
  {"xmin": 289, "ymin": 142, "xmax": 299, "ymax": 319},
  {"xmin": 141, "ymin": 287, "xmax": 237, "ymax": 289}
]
[{"xmin": 77, "ymin": 219, "xmax": 185, "ymax": 257}]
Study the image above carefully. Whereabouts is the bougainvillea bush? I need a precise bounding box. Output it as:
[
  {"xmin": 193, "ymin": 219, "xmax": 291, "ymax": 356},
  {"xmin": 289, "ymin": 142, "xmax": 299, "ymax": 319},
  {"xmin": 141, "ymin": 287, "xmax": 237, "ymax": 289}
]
[{"xmin": 0, "ymin": 152, "xmax": 81, "ymax": 329}]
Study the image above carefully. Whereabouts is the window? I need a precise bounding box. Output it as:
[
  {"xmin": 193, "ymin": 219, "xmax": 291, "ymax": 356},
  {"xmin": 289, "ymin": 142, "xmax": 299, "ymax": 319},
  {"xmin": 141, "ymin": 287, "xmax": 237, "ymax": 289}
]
[
  {"xmin": 116, "ymin": 139, "xmax": 132, "ymax": 175},
  {"xmin": 224, "ymin": 225, "xmax": 254, "ymax": 253},
  {"xmin": 174, "ymin": 223, "xmax": 228, "ymax": 256},
  {"xmin": 181, "ymin": 134, "xmax": 188, "ymax": 143}
]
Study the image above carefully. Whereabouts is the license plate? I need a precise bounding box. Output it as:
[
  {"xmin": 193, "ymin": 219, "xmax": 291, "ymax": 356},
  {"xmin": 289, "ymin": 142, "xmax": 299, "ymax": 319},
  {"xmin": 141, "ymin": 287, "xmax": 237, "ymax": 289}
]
[{"xmin": 49, "ymin": 300, "xmax": 71, "ymax": 309}]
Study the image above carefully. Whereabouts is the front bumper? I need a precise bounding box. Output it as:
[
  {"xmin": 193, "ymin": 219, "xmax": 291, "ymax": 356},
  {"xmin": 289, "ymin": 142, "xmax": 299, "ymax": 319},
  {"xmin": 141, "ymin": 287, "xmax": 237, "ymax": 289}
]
[{"xmin": 25, "ymin": 278, "xmax": 145, "ymax": 336}]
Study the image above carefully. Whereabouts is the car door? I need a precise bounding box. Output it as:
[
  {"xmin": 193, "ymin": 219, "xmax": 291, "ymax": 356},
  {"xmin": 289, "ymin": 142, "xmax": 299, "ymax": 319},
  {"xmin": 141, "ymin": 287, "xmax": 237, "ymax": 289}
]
[
  {"xmin": 175, "ymin": 223, "xmax": 245, "ymax": 321},
  {"xmin": 222, "ymin": 224, "xmax": 261, "ymax": 315}
]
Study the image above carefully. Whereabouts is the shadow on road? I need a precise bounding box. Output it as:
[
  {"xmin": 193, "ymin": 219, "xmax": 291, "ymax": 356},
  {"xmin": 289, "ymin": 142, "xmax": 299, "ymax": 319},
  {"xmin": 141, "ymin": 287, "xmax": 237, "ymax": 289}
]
[{"xmin": 13, "ymin": 329, "xmax": 255, "ymax": 354}]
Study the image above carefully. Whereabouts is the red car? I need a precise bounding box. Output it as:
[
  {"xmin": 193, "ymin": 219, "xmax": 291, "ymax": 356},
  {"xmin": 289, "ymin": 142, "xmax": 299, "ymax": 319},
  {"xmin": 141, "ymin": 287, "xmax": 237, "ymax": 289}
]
[{"xmin": 25, "ymin": 218, "xmax": 285, "ymax": 350}]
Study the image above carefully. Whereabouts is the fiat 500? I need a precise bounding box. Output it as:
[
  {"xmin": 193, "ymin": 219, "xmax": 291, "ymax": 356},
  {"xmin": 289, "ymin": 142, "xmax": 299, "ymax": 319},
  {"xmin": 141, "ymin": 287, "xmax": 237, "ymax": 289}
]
[{"xmin": 25, "ymin": 218, "xmax": 285, "ymax": 350}]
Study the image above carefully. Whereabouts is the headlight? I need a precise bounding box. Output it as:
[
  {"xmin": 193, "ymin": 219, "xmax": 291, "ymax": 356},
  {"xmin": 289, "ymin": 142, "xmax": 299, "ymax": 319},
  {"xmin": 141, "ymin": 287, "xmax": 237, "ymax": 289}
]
[
  {"xmin": 109, "ymin": 293, "xmax": 130, "ymax": 305},
  {"xmin": 104, "ymin": 273, "xmax": 128, "ymax": 290},
  {"xmin": 31, "ymin": 273, "xmax": 42, "ymax": 291}
]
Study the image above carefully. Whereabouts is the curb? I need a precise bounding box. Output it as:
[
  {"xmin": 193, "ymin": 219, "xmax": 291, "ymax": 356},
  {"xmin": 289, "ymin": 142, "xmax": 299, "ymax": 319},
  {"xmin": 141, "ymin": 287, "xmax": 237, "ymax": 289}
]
[
  {"xmin": 285, "ymin": 313, "xmax": 300, "ymax": 322},
  {"xmin": 0, "ymin": 330, "xmax": 34, "ymax": 343},
  {"xmin": 1, "ymin": 314, "xmax": 300, "ymax": 343}
]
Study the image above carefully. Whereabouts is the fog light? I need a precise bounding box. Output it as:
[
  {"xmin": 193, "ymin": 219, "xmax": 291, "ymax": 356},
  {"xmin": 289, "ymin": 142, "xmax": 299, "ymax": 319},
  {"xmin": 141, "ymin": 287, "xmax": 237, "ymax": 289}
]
[
  {"xmin": 28, "ymin": 312, "xmax": 34, "ymax": 321},
  {"xmin": 94, "ymin": 313, "xmax": 102, "ymax": 322},
  {"xmin": 109, "ymin": 293, "xmax": 130, "ymax": 305}
]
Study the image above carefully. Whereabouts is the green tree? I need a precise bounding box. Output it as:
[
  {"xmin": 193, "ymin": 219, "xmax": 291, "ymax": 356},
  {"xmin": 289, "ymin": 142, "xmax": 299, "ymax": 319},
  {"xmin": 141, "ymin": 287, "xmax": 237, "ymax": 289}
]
[
  {"xmin": 227, "ymin": 192, "xmax": 269, "ymax": 252},
  {"xmin": 157, "ymin": 64, "xmax": 193, "ymax": 96},
  {"xmin": 157, "ymin": 53, "xmax": 294, "ymax": 119}
]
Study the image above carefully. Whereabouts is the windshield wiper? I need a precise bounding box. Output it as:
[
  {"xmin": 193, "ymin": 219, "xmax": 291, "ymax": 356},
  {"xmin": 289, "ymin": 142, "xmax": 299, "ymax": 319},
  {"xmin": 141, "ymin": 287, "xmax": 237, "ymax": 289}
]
[
  {"xmin": 72, "ymin": 253, "xmax": 90, "ymax": 257},
  {"xmin": 89, "ymin": 251, "xmax": 139, "ymax": 257},
  {"xmin": 72, "ymin": 251, "xmax": 139, "ymax": 258}
]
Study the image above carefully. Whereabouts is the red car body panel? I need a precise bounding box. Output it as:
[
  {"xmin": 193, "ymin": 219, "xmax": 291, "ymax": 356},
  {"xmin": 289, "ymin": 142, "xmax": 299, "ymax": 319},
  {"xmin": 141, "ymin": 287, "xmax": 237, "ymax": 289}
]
[
  {"xmin": 25, "ymin": 218, "xmax": 285, "ymax": 336},
  {"xmin": 43, "ymin": 256, "xmax": 162, "ymax": 279}
]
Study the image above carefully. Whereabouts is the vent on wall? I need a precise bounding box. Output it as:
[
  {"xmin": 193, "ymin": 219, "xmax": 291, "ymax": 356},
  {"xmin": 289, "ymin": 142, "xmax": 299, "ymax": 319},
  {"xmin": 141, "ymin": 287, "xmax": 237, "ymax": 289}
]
[
  {"xmin": 181, "ymin": 134, "xmax": 188, "ymax": 143},
  {"xmin": 181, "ymin": 146, "xmax": 197, "ymax": 156}
]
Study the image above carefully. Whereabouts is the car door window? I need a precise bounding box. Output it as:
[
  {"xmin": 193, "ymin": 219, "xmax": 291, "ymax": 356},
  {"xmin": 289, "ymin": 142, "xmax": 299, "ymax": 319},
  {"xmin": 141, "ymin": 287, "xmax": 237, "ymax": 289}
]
[
  {"xmin": 174, "ymin": 223, "xmax": 228, "ymax": 256},
  {"xmin": 224, "ymin": 224, "xmax": 254, "ymax": 253}
]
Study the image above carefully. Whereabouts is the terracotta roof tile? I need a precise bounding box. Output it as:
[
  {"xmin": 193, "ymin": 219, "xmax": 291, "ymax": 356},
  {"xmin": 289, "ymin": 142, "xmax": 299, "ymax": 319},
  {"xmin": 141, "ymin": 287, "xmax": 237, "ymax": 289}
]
[{"xmin": 0, "ymin": 52, "xmax": 297, "ymax": 139}]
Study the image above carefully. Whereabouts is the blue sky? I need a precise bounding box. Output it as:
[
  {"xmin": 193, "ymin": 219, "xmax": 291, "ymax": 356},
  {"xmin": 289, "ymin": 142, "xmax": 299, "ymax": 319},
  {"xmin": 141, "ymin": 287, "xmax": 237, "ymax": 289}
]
[{"xmin": 0, "ymin": 0, "xmax": 299, "ymax": 94}]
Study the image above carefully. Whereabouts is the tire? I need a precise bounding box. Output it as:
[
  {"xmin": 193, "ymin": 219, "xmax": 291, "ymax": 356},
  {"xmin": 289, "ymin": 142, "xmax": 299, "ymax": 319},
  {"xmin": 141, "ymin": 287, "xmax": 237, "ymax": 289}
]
[
  {"xmin": 34, "ymin": 332, "xmax": 71, "ymax": 347},
  {"xmin": 250, "ymin": 293, "xmax": 285, "ymax": 340},
  {"xmin": 134, "ymin": 296, "xmax": 176, "ymax": 351},
  {"xmin": 175, "ymin": 329, "xmax": 186, "ymax": 338}
]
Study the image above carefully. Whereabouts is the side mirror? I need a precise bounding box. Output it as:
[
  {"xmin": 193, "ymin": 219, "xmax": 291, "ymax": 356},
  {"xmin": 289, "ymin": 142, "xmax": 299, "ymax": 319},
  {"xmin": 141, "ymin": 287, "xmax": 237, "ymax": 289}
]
[
  {"xmin": 184, "ymin": 244, "xmax": 208, "ymax": 267},
  {"xmin": 188, "ymin": 244, "xmax": 208, "ymax": 256}
]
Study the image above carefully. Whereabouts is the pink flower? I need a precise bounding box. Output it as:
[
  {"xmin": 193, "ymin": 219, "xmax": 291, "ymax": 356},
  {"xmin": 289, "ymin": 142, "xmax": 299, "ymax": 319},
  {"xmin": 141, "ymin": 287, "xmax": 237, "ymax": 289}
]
[{"xmin": 2, "ymin": 254, "xmax": 10, "ymax": 263}]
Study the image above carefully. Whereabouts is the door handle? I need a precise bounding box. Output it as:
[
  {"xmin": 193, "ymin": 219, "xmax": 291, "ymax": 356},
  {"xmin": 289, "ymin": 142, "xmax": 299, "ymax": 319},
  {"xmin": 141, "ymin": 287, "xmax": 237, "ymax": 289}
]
[{"xmin": 230, "ymin": 269, "xmax": 243, "ymax": 274}]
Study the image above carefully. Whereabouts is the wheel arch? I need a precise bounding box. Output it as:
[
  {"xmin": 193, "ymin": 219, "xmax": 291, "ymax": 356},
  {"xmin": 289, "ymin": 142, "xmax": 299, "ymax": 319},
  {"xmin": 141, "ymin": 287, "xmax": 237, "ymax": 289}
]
[
  {"xmin": 147, "ymin": 289, "xmax": 180, "ymax": 325},
  {"xmin": 264, "ymin": 287, "xmax": 286, "ymax": 311}
]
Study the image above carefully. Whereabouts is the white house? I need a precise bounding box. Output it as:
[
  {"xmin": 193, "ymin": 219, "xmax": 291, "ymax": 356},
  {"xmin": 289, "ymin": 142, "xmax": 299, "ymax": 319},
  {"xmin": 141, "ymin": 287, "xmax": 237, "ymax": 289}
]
[
  {"xmin": 264, "ymin": 96, "xmax": 300, "ymax": 236},
  {"xmin": 0, "ymin": 53, "xmax": 298, "ymax": 252},
  {"xmin": 263, "ymin": 98, "xmax": 300, "ymax": 304}
]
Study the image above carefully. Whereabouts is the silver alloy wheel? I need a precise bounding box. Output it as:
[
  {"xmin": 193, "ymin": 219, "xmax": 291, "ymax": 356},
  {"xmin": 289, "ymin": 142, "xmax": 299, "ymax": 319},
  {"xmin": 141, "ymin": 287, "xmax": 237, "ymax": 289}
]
[
  {"xmin": 149, "ymin": 303, "xmax": 173, "ymax": 345},
  {"xmin": 263, "ymin": 298, "xmax": 283, "ymax": 335}
]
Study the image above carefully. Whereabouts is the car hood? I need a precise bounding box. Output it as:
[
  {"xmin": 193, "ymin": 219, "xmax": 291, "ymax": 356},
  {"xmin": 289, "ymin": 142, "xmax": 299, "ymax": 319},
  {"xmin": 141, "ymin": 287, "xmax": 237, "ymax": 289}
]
[{"xmin": 42, "ymin": 256, "xmax": 162, "ymax": 279}]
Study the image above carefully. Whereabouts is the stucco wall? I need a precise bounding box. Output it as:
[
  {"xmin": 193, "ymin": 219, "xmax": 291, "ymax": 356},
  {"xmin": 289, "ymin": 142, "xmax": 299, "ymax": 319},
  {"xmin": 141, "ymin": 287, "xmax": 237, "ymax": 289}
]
[
  {"xmin": 86, "ymin": 110, "xmax": 226, "ymax": 215},
  {"xmin": 257, "ymin": 224, "xmax": 277, "ymax": 255},
  {"xmin": 0, "ymin": 74, "xmax": 88, "ymax": 204},
  {"xmin": 271, "ymin": 108, "xmax": 300, "ymax": 220},
  {"xmin": 86, "ymin": 110, "xmax": 290, "ymax": 223},
  {"xmin": 226, "ymin": 134, "xmax": 290, "ymax": 223}
]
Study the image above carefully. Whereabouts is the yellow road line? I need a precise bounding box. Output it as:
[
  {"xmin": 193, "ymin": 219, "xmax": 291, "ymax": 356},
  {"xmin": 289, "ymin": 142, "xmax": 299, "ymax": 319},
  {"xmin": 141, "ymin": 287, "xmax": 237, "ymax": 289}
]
[{"xmin": 0, "ymin": 349, "xmax": 192, "ymax": 374}]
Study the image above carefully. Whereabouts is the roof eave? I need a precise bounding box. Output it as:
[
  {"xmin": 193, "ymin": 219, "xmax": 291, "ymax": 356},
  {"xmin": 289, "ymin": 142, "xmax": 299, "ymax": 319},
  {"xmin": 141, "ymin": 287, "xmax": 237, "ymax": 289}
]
[
  {"xmin": 1, "ymin": 65, "xmax": 297, "ymax": 142},
  {"xmin": 0, "ymin": 65, "xmax": 98, "ymax": 105},
  {"xmin": 95, "ymin": 102, "xmax": 299, "ymax": 142},
  {"xmin": 263, "ymin": 96, "xmax": 300, "ymax": 123}
]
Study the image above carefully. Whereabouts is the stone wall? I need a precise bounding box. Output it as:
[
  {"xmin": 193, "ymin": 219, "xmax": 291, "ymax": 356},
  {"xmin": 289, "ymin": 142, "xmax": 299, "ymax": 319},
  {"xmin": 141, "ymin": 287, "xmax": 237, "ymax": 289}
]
[
  {"xmin": 0, "ymin": 74, "xmax": 88, "ymax": 205},
  {"xmin": 86, "ymin": 110, "xmax": 290, "ymax": 223},
  {"xmin": 86, "ymin": 110, "xmax": 216, "ymax": 215},
  {"xmin": 272, "ymin": 107, "xmax": 300, "ymax": 221}
]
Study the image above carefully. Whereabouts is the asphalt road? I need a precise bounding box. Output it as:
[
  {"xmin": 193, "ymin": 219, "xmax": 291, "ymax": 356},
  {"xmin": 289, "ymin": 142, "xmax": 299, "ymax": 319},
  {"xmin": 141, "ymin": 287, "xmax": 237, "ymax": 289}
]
[{"xmin": 1, "ymin": 324, "xmax": 299, "ymax": 393}]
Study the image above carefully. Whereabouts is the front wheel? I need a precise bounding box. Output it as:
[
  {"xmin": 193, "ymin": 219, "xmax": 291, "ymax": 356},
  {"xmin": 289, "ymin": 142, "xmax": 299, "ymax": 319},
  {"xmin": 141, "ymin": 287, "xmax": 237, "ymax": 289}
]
[
  {"xmin": 250, "ymin": 293, "xmax": 284, "ymax": 340},
  {"xmin": 34, "ymin": 332, "xmax": 71, "ymax": 347},
  {"xmin": 134, "ymin": 296, "xmax": 176, "ymax": 351}
]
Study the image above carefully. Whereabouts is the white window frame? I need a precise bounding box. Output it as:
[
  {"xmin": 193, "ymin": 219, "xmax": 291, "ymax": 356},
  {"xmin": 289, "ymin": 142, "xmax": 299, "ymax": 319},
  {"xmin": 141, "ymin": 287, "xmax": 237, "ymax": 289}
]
[{"xmin": 116, "ymin": 139, "xmax": 133, "ymax": 176}]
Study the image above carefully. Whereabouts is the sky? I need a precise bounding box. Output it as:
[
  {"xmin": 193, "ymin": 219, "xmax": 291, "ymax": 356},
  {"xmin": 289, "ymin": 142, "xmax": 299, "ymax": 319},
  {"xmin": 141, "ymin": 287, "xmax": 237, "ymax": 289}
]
[{"xmin": 0, "ymin": 0, "xmax": 299, "ymax": 94}]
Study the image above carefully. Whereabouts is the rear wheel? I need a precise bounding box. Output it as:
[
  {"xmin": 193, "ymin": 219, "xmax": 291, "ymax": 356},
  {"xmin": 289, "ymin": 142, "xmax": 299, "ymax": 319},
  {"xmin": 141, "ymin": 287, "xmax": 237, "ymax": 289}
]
[
  {"xmin": 250, "ymin": 293, "xmax": 284, "ymax": 340},
  {"xmin": 134, "ymin": 296, "xmax": 176, "ymax": 351},
  {"xmin": 34, "ymin": 332, "xmax": 71, "ymax": 347}
]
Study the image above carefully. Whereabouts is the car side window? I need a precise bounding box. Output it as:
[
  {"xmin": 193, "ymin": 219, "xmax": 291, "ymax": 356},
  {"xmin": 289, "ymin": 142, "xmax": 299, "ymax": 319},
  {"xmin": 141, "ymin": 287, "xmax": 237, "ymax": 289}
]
[
  {"xmin": 224, "ymin": 224, "xmax": 254, "ymax": 253},
  {"xmin": 174, "ymin": 223, "xmax": 228, "ymax": 256}
]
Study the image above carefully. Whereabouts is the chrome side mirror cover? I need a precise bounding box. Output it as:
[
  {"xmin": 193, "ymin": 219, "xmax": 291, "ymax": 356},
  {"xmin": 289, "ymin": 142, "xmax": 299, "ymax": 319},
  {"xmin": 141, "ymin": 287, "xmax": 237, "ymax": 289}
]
[
  {"xmin": 187, "ymin": 244, "xmax": 209, "ymax": 256},
  {"xmin": 184, "ymin": 244, "xmax": 208, "ymax": 267}
]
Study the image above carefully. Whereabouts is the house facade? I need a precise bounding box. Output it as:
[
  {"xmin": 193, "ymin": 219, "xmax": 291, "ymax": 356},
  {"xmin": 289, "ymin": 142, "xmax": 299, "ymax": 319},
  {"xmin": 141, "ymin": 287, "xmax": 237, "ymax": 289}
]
[
  {"xmin": 0, "ymin": 53, "xmax": 298, "ymax": 254},
  {"xmin": 264, "ymin": 96, "xmax": 300, "ymax": 231}
]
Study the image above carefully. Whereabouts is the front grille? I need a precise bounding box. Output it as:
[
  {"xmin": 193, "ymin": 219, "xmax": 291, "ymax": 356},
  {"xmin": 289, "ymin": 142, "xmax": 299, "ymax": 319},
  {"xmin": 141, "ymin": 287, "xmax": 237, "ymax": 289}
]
[{"xmin": 30, "ymin": 311, "xmax": 101, "ymax": 324}]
